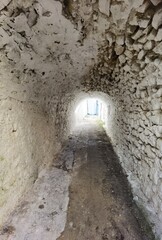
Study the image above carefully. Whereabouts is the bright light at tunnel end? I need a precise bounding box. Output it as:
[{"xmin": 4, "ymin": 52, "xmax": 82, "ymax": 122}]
[{"xmin": 75, "ymin": 97, "xmax": 107, "ymax": 125}]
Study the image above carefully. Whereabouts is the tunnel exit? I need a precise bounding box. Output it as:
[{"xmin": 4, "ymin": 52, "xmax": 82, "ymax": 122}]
[
  {"xmin": 74, "ymin": 97, "xmax": 109, "ymax": 127},
  {"xmin": 87, "ymin": 99, "xmax": 99, "ymax": 116}
]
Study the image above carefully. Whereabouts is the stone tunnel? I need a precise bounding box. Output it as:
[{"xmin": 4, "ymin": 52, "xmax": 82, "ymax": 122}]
[{"xmin": 0, "ymin": 0, "xmax": 162, "ymax": 239}]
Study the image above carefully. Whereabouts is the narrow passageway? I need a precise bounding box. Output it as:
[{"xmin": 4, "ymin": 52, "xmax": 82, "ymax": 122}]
[
  {"xmin": 0, "ymin": 121, "xmax": 154, "ymax": 240},
  {"xmin": 58, "ymin": 121, "xmax": 154, "ymax": 240},
  {"xmin": 1, "ymin": 1, "xmax": 162, "ymax": 237}
]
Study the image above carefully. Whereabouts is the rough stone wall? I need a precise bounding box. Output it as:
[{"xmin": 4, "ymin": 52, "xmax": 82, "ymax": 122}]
[
  {"xmin": 0, "ymin": 97, "xmax": 60, "ymax": 226},
  {"xmin": 1, "ymin": 0, "xmax": 162, "ymax": 238},
  {"xmin": 109, "ymin": 63, "xmax": 162, "ymax": 238},
  {"xmin": 81, "ymin": 1, "xmax": 162, "ymax": 238},
  {"xmin": 0, "ymin": 0, "xmax": 101, "ymax": 226}
]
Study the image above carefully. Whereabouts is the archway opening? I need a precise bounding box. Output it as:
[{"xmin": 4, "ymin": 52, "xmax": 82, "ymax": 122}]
[
  {"xmin": 67, "ymin": 92, "xmax": 115, "ymax": 137},
  {"xmin": 75, "ymin": 97, "xmax": 107, "ymax": 125}
]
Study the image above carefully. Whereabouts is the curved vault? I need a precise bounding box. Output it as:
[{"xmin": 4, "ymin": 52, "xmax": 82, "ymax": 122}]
[
  {"xmin": 0, "ymin": 0, "xmax": 162, "ymax": 238},
  {"xmin": 67, "ymin": 91, "xmax": 115, "ymax": 133}
]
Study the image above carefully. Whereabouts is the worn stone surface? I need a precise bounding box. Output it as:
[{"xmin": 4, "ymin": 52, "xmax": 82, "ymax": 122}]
[
  {"xmin": 58, "ymin": 122, "xmax": 155, "ymax": 240},
  {"xmin": 0, "ymin": 167, "xmax": 71, "ymax": 240},
  {"xmin": 0, "ymin": 122, "xmax": 155, "ymax": 240},
  {"xmin": 0, "ymin": 98, "xmax": 61, "ymax": 227}
]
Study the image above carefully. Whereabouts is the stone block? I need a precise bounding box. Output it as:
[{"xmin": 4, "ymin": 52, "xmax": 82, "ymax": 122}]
[
  {"xmin": 155, "ymin": 28, "xmax": 162, "ymax": 41},
  {"xmin": 156, "ymin": 78, "xmax": 162, "ymax": 85},
  {"xmin": 118, "ymin": 54, "xmax": 126, "ymax": 64},
  {"xmin": 124, "ymin": 49, "xmax": 133, "ymax": 59},
  {"xmin": 138, "ymin": 36, "xmax": 148, "ymax": 44},
  {"xmin": 132, "ymin": 63, "xmax": 141, "ymax": 72},
  {"xmin": 0, "ymin": 0, "xmax": 11, "ymax": 11},
  {"xmin": 153, "ymin": 126, "xmax": 162, "ymax": 137},
  {"xmin": 98, "ymin": 0, "xmax": 110, "ymax": 17},
  {"xmin": 116, "ymin": 35, "xmax": 125, "ymax": 45},
  {"xmin": 157, "ymin": 138, "xmax": 162, "ymax": 153},
  {"xmin": 123, "ymin": 64, "xmax": 131, "ymax": 72},
  {"xmin": 150, "ymin": 0, "xmax": 161, "ymax": 6},
  {"xmin": 133, "ymin": 43, "xmax": 142, "ymax": 51},
  {"xmin": 143, "ymin": 41, "xmax": 154, "ymax": 51},
  {"xmin": 151, "ymin": 98, "xmax": 161, "ymax": 111},
  {"xmin": 105, "ymin": 31, "xmax": 115, "ymax": 46},
  {"xmin": 115, "ymin": 44, "xmax": 125, "ymax": 55},
  {"xmin": 131, "ymin": 29, "xmax": 143, "ymax": 40},
  {"xmin": 129, "ymin": 12, "xmax": 139, "ymax": 26},
  {"xmin": 140, "ymin": 90, "xmax": 147, "ymax": 98},
  {"xmin": 136, "ymin": 1, "xmax": 150, "ymax": 13},
  {"xmin": 153, "ymin": 42, "xmax": 162, "ymax": 54},
  {"xmin": 147, "ymin": 28, "xmax": 157, "ymax": 40},
  {"xmin": 27, "ymin": 8, "xmax": 39, "ymax": 28},
  {"xmin": 138, "ymin": 50, "xmax": 145, "ymax": 60},
  {"xmin": 152, "ymin": 8, "xmax": 162, "ymax": 30},
  {"xmin": 16, "ymin": 0, "xmax": 35, "ymax": 8},
  {"xmin": 138, "ymin": 18, "xmax": 150, "ymax": 28},
  {"xmin": 132, "ymin": 0, "xmax": 145, "ymax": 9},
  {"xmin": 110, "ymin": 3, "xmax": 122, "ymax": 24},
  {"xmin": 153, "ymin": 89, "xmax": 162, "ymax": 98},
  {"xmin": 149, "ymin": 113, "xmax": 162, "ymax": 125}
]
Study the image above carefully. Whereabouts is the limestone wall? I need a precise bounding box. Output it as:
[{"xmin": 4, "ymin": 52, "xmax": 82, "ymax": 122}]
[
  {"xmin": 0, "ymin": 97, "xmax": 60, "ymax": 226},
  {"xmin": 110, "ymin": 65, "xmax": 162, "ymax": 238},
  {"xmin": 0, "ymin": 0, "xmax": 162, "ymax": 238},
  {"xmin": 81, "ymin": 1, "xmax": 162, "ymax": 237},
  {"xmin": 0, "ymin": 0, "xmax": 98, "ymax": 225}
]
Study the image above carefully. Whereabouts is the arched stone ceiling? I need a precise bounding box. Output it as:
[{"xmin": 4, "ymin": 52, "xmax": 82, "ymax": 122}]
[
  {"xmin": 1, "ymin": 1, "xmax": 162, "ymax": 238},
  {"xmin": 1, "ymin": 0, "xmax": 162, "ymax": 101}
]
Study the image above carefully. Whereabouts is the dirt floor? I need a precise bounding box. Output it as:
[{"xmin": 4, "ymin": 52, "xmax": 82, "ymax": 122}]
[
  {"xmin": 57, "ymin": 121, "xmax": 155, "ymax": 240},
  {"xmin": 0, "ymin": 121, "xmax": 155, "ymax": 240}
]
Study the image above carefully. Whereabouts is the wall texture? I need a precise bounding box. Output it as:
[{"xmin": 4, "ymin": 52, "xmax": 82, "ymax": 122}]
[
  {"xmin": 0, "ymin": 97, "xmax": 60, "ymax": 226},
  {"xmin": 0, "ymin": 0, "xmax": 162, "ymax": 238},
  {"xmin": 81, "ymin": 1, "xmax": 162, "ymax": 237}
]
